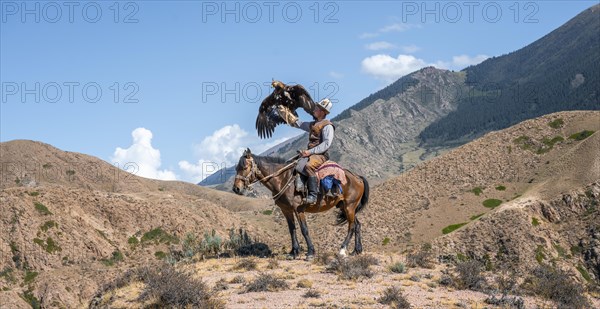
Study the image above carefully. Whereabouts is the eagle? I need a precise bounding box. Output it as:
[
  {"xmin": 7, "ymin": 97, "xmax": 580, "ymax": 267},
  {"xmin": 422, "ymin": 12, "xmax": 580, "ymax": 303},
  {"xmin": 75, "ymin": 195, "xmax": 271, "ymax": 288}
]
[{"xmin": 256, "ymin": 80, "xmax": 316, "ymax": 139}]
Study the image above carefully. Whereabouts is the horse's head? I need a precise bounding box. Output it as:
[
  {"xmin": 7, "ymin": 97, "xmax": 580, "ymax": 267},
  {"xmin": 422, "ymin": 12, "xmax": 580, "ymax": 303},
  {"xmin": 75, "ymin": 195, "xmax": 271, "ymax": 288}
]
[{"xmin": 232, "ymin": 148, "xmax": 258, "ymax": 195}]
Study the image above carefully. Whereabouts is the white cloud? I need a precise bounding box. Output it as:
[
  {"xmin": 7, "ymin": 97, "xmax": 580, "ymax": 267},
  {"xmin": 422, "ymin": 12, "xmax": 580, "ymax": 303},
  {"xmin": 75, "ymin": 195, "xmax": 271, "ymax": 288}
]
[
  {"xmin": 365, "ymin": 41, "xmax": 397, "ymax": 51},
  {"xmin": 359, "ymin": 23, "xmax": 421, "ymax": 39},
  {"xmin": 178, "ymin": 124, "xmax": 299, "ymax": 183},
  {"xmin": 111, "ymin": 128, "xmax": 177, "ymax": 180},
  {"xmin": 400, "ymin": 44, "xmax": 421, "ymax": 53},
  {"xmin": 361, "ymin": 54, "xmax": 428, "ymax": 82},
  {"xmin": 361, "ymin": 53, "xmax": 490, "ymax": 82},
  {"xmin": 380, "ymin": 23, "xmax": 418, "ymax": 33},
  {"xmin": 329, "ymin": 71, "xmax": 344, "ymax": 79}
]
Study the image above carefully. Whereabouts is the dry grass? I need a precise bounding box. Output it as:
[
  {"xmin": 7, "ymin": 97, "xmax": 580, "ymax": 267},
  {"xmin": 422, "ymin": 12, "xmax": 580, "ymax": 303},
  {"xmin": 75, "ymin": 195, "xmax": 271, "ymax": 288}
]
[{"xmin": 244, "ymin": 273, "xmax": 289, "ymax": 293}]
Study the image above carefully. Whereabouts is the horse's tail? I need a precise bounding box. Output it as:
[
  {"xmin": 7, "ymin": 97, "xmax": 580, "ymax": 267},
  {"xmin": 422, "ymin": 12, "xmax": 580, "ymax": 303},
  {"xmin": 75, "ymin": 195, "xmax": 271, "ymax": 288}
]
[
  {"xmin": 357, "ymin": 175, "xmax": 369, "ymax": 214},
  {"xmin": 336, "ymin": 175, "xmax": 369, "ymax": 225}
]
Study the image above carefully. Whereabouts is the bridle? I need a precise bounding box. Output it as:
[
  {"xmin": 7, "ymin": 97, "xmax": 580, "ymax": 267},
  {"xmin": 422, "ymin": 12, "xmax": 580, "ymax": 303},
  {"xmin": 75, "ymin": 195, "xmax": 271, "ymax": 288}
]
[{"xmin": 235, "ymin": 156, "xmax": 299, "ymax": 200}]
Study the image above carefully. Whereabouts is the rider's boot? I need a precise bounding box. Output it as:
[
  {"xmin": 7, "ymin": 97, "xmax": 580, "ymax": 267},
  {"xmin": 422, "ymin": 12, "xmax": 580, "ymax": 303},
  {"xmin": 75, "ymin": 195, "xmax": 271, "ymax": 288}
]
[{"xmin": 306, "ymin": 176, "xmax": 318, "ymax": 204}]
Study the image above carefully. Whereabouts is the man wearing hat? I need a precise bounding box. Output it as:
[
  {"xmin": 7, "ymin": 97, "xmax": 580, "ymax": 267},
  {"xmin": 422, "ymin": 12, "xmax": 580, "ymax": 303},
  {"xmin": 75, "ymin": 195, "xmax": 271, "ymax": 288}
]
[{"xmin": 292, "ymin": 98, "xmax": 334, "ymax": 204}]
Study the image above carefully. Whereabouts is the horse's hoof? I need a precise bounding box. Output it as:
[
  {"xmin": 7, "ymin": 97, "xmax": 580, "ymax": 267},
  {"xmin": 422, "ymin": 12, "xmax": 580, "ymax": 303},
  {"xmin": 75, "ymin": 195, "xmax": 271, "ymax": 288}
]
[
  {"xmin": 285, "ymin": 254, "xmax": 296, "ymax": 260},
  {"xmin": 305, "ymin": 255, "xmax": 315, "ymax": 261}
]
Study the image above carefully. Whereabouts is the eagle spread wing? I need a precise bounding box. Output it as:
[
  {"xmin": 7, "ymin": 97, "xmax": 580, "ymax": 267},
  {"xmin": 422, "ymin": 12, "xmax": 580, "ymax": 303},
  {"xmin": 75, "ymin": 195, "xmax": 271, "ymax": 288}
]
[{"xmin": 255, "ymin": 80, "xmax": 316, "ymax": 139}]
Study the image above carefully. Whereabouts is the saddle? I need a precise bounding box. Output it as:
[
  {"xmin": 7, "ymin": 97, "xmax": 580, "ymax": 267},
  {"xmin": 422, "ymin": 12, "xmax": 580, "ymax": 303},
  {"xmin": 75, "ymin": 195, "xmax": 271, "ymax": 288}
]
[{"xmin": 294, "ymin": 160, "xmax": 346, "ymax": 200}]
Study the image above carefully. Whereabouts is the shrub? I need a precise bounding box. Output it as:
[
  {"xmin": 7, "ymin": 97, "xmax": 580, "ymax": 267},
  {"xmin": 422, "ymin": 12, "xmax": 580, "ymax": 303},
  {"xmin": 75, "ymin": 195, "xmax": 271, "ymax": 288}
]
[
  {"xmin": 454, "ymin": 260, "xmax": 486, "ymax": 291},
  {"xmin": 483, "ymin": 199, "xmax": 502, "ymax": 209},
  {"xmin": 523, "ymin": 265, "xmax": 590, "ymax": 308},
  {"xmin": 212, "ymin": 278, "xmax": 229, "ymax": 292},
  {"xmin": 535, "ymin": 246, "xmax": 546, "ymax": 264},
  {"xmin": 296, "ymin": 279, "xmax": 313, "ymax": 288},
  {"xmin": 576, "ymin": 265, "xmax": 592, "ymax": 282},
  {"xmin": 23, "ymin": 270, "xmax": 38, "ymax": 284},
  {"xmin": 154, "ymin": 251, "xmax": 167, "ymax": 260},
  {"xmin": 485, "ymin": 294, "xmax": 524, "ymax": 309},
  {"xmin": 28, "ymin": 191, "xmax": 39, "ymax": 197},
  {"xmin": 531, "ymin": 217, "xmax": 540, "ymax": 226},
  {"xmin": 0, "ymin": 267, "xmax": 16, "ymax": 284},
  {"xmin": 244, "ymin": 273, "xmax": 288, "ymax": 292},
  {"xmin": 303, "ymin": 288, "xmax": 321, "ymax": 298},
  {"xmin": 128, "ymin": 236, "xmax": 139, "ymax": 248},
  {"xmin": 569, "ymin": 130, "xmax": 595, "ymax": 141},
  {"xmin": 314, "ymin": 251, "xmax": 335, "ymax": 266},
  {"xmin": 470, "ymin": 213, "xmax": 484, "ymax": 221},
  {"xmin": 513, "ymin": 136, "xmax": 533, "ymax": 150},
  {"xmin": 261, "ymin": 210, "xmax": 273, "ymax": 215},
  {"xmin": 471, "ymin": 187, "xmax": 483, "ymax": 196},
  {"xmin": 326, "ymin": 254, "xmax": 379, "ymax": 280},
  {"xmin": 141, "ymin": 227, "xmax": 179, "ymax": 245},
  {"xmin": 548, "ymin": 118, "xmax": 564, "ymax": 129},
  {"xmin": 378, "ymin": 286, "xmax": 410, "ymax": 308},
  {"xmin": 34, "ymin": 202, "xmax": 52, "ymax": 215},
  {"xmin": 33, "ymin": 237, "xmax": 61, "ymax": 254},
  {"xmin": 406, "ymin": 243, "xmax": 434, "ymax": 268},
  {"xmin": 382, "ymin": 237, "xmax": 391, "ymax": 246},
  {"xmin": 442, "ymin": 222, "xmax": 468, "ymax": 234},
  {"xmin": 92, "ymin": 264, "xmax": 223, "ymax": 309},
  {"xmin": 266, "ymin": 258, "xmax": 279, "ymax": 270},
  {"xmin": 230, "ymin": 275, "xmax": 246, "ymax": 284},
  {"xmin": 101, "ymin": 250, "xmax": 124, "ymax": 266},
  {"xmin": 495, "ymin": 185, "xmax": 506, "ymax": 191},
  {"xmin": 234, "ymin": 258, "xmax": 257, "ymax": 271},
  {"xmin": 40, "ymin": 220, "xmax": 57, "ymax": 232},
  {"xmin": 389, "ymin": 262, "xmax": 405, "ymax": 274}
]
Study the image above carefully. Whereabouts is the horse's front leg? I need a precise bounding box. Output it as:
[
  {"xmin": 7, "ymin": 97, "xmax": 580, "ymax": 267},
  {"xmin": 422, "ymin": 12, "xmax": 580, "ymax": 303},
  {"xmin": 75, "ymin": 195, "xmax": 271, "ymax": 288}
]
[
  {"xmin": 282, "ymin": 209, "xmax": 300, "ymax": 259},
  {"xmin": 296, "ymin": 211, "xmax": 315, "ymax": 259}
]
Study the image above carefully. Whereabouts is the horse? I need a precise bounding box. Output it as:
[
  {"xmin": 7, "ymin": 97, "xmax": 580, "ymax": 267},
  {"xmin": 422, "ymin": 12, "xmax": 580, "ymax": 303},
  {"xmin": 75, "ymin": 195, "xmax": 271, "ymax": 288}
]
[{"xmin": 232, "ymin": 148, "xmax": 369, "ymax": 259}]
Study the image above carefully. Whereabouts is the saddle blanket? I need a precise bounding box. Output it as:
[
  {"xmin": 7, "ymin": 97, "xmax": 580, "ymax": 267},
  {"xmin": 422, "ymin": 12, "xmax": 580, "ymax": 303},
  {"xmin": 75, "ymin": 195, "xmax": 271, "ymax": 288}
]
[{"xmin": 316, "ymin": 160, "xmax": 347, "ymax": 185}]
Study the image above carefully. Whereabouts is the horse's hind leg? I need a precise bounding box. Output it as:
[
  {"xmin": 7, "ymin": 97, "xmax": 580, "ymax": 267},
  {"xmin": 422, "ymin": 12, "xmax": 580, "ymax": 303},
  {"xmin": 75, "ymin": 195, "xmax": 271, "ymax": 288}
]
[
  {"xmin": 339, "ymin": 208, "xmax": 355, "ymax": 257},
  {"xmin": 352, "ymin": 217, "xmax": 363, "ymax": 255},
  {"xmin": 282, "ymin": 209, "xmax": 300, "ymax": 259},
  {"xmin": 296, "ymin": 211, "xmax": 315, "ymax": 259}
]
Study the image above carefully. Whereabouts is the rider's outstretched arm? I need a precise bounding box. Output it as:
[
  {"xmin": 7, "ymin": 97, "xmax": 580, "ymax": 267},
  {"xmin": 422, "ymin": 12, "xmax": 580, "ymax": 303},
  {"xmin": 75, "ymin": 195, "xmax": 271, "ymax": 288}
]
[{"xmin": 293, "ymin": 120, "xmax": 311, "ymax": 132}]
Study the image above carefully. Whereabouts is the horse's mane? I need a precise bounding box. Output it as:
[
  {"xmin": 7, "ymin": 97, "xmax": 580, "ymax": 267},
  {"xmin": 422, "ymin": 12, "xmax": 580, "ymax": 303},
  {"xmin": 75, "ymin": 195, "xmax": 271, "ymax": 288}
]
[
  {"xmin": 236, "ymin": 154, "xmax": 288, "ymax": 171},
  {"xmin": 252, "ymin": 154, "xmax": 288, "ymax": 165}
]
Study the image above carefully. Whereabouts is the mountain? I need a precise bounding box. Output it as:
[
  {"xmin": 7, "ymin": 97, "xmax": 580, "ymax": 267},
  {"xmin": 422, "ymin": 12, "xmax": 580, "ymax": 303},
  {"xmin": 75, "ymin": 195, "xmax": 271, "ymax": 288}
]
[
  {"xmin": 202, "ymin": 5, "xmax": 599, "ymax": 190},
  {"xmin": 420, "ymin": 4, "xmax": 600, "ymax": 144}
]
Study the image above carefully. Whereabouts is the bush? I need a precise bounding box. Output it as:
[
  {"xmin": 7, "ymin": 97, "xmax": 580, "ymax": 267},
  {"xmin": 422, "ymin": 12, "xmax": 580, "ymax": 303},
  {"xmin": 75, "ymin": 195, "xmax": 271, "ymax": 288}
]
[
  {"xmin": 303, "ymin": 288, "xmax": 321, "ymax": 298},
  {"xmin": 495, "ymin": 185, "xmax": 506, "ymax": 191},
  {"xmin": 454, "ymin": 260, "xmax": 486, "ymax": 291},
  {"xmin": 471, "ymin": 187, "xmax": 483, "ymax": 196},
  {"xmin": 485, "ymin": 294, "xmax": 524, "ymax": 309},
  {"xmin": 406, "ymin": 243, "xmax": 434, "ymax": 268},
  {"xmin": 531, "ymin": 217, "xmax": 540, "ymax": 226},
  {"xmin": 244, "ymin": 273, "xmax": 288, "ymax": 292},
  {"xmin": 91, "ymin": 264, "xmax": 222, "ymax": 309},
  {"xmin": 34, "ymin": 202, "xmax": 52, "ymax": 215},
  {"xmin": 569, "ymin": 130, "xmax": 595, "ymax": 141},
  {"xmin": 234, "ymin": 258, "xmax": 257, "ymax": 271},
  {"xmin": 442, "ymin": 222, "xmax": 468, "ymax": 234},
  {"xmin": 101, "ymin": 250, "xmax": 124, "ymax": 266},
  {"xmin": 141, "ymin": 228, "xmax": 179, "ymax": 246},
  {"xmin": 212, "ymin": 278, "xmax": 229, "ymax": 292},
  {"xmin": 382, "ymin": 237, "xmax": 391, "ymax": 245},
  {"xmin": 326, "ymin": 254, "xmax": 378, "ymax": 280},
  {"xmin": 548, "ymin": 118, "xmax": 564, "ymax": 129},
  {"xmin": 389, "ymin": 262, "xmax": 405, "ymax": 274},
  {"xmin": 230, "ymin": 275, "xmax": 246, "ymax": 284},
  {"xmin": 314, "ymin": 251, "xmax": 335, "ymax": 266},
  {"xmin": 523, "ymin": 265, "xmax": 590, "ymax": 309},
  {"xmin": 296, "ymin": 279, "xmax": 313, "ymax": 288},
  {"xmin": 483, "ymin": 199, "xmax": 502, "ymax": 209},
  {"xmin": 378, "ymin": 286, "xmax": 411, "ymax": 308}
]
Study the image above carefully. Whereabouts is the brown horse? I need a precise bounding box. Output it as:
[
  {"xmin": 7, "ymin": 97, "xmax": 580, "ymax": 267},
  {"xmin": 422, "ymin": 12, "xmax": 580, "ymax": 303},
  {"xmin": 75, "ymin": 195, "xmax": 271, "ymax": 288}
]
[{"xmin": 233, "ymin": 148, "xmax": 369, "ymax": 259}]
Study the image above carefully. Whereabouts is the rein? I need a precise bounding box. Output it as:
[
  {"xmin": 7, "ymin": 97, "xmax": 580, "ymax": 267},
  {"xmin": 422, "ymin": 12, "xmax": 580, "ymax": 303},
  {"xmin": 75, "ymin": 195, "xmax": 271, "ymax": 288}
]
[{"xmin": 236, "ymin": 158, "xmax": 299, "ymax": 201}]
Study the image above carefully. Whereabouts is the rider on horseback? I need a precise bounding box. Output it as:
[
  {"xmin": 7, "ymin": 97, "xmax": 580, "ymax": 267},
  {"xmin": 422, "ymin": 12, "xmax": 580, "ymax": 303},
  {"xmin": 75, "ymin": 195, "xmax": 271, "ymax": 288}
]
[{"xmin": 292, "ymin": 98, "xmax": 334, "ymax": 204}]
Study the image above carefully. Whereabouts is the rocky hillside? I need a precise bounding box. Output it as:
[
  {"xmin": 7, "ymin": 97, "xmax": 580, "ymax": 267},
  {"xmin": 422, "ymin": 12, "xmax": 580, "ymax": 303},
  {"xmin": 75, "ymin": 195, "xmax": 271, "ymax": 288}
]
[
  {"xmin": 296, "ymin": 111, "xmax": 598, "ymax": 283},
  {"xmin": 0, "ymin": 140, "xmax": 285, "ymax": 308},
  {"xmin": 204, "ymin": 5, "xmax": 599, "ymax": 190}
]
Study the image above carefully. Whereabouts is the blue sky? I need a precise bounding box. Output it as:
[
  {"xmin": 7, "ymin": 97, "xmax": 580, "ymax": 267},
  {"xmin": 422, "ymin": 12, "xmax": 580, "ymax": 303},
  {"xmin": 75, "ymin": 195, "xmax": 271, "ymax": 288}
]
[{"xmin": 1, "ymin": 0, "xmax": 596, "ymax": 182}]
